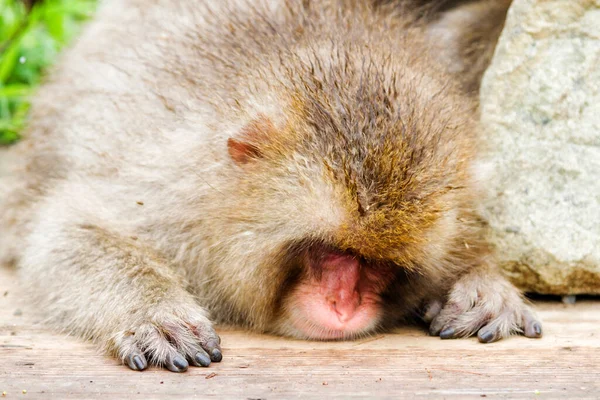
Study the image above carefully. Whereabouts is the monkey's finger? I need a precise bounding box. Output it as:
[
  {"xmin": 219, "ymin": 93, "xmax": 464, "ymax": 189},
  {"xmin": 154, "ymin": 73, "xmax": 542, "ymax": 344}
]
[
  {"xmin": 430, "ymin": 315, "xmax": 452, "ymax": 336},
  {"xmin": 438, "ymin": 325, "xmax": 457, "ymax": 339},
  {"xmin": 440, "ymin": 304, "xmax": 496, "ymax": 340},
  {"xmin": 192, "ymin": 324, "xmax": 223, "ymax": 362},
  {"xmin": 477, "ymin": 311, "xmax": 519, "ymax": 344},
  {"xmin": 164, "ymin": 353, "xmax": 189, "ymax": 373},
  {"xmin": 522, "ymin": 308, "xmax": 543, "ymax": 339},
  {"xmin": 136, "ymin": 324, "xmax": 190, "ymax": 372},
  {"xmin": 125, "ymin": 352, "xmax": 148, "ymax": 371},
  {"xmin": 203, "ymin": 339, "xmax": 223, "ymax": 362},
  {"xmin": 422, "ymin": 300, "xmax": 443, "ymax": 323},
  {"xmin": 114, "ymin": 332, "xmax": 148, "ymax": 371},
  {"xmin": 188, "ymin": 348, "xmax": 212, "ymax": 368},
  {"xmin": 477, "ymin": 325, "xmax": 501, "ymax": 343},
  {"xmin": 429, "ymin": 301, "xmax": 466, "ymax": 336},
  {"xmin": 429, "ymin": 288, "xmax": 477, "ymax": 336}
]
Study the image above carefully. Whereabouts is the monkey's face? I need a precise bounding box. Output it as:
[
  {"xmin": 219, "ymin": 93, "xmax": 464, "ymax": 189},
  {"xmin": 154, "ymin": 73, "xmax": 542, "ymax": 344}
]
[
  {"xmin": 222, "ymin": 103, "xmax": 472, "ymax": 339},
  {"xmin": 218, "ymin": 54, "xmax": 479, "ymax": 337},
  {"xmin": 222, "ymin": 114, "xmax": 396, "ymax": 339}
]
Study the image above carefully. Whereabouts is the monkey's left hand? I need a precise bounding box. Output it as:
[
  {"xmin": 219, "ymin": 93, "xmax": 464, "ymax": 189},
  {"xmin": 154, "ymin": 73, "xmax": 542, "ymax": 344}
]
[{"xmin": 426, "ymin": 268, "xmax": 543, "ymax": 343}]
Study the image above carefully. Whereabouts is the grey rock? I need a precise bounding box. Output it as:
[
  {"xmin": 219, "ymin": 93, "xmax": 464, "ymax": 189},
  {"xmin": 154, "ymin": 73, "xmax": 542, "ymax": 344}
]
[{"xmin": 480, "ymin": 0, "xmax": 600, "ymax": 294}]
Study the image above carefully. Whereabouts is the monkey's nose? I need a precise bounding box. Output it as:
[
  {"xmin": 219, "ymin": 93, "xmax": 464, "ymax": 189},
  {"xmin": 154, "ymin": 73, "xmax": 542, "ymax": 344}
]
[{"xmin": 330, "ymin": 291, "xmax": 361, "ymax": 323}]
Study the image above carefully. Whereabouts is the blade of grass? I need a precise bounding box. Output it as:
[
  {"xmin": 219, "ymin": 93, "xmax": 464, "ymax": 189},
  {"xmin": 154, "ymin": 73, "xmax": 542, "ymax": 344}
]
[
  {"xmin": 0, "ymin": 129, "xmax": 20, "ymax": 145},
  {"xmin": 0, "ymin": 83, "xmax": 32, "ymax": 98}
]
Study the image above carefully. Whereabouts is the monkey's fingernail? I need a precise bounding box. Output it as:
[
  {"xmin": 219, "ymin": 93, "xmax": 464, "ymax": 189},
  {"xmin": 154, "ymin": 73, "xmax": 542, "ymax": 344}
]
[
  {"xmin": 205, "ymin": 339, "xmax": 222, "ymax": 362},
  {"xmin": 195, "ymin": 352, "xmax": 211, "ymax": 367},
  {"xmin": 174, "ymin": 355, "xmax": 188, "ymax": 369},
  {"xmin": 166, "ymin": 355, "xmax": 189, "ymax": 372},
  {"xmin": 533, "ymin": 323, "xmax": 542, "ymax": 337},
  {"xmin": 133, "ymin": 355, "xmax": 147, "ymax": 370},
  {"xmin": 210, "ymin": 348, "xmax": 223, "ymax": 362},
  {"xmin": 478, "ymin": 330, "xmax": 495, "ymax": 343},
  {"xmin": 439, "ymin": 327, "xmax": 455, "ymax": 339},
  {"xmin": 127, "ymin": 354, "xmax": 148, "ymax": 371}
]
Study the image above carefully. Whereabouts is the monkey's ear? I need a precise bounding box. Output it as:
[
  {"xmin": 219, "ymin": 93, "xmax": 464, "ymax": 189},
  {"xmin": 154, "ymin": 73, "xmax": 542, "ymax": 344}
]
[
  {"xmin": 227, "ymin": 138, "xmax": 261, "ymax": 164},
  {"xmin": 227, "ymin": 115, "xmax": 276, "ymax": 165}
]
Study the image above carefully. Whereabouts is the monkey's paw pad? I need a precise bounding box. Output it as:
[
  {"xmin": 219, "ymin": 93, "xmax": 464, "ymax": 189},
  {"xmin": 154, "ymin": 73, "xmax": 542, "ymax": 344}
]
[
  {"xmin": 109, "ymin": 308, "xmax": 221, "ymax": 372},
  {"xmin": 428, "ymin": 274, "xmax": 542, "ymax": 343}
]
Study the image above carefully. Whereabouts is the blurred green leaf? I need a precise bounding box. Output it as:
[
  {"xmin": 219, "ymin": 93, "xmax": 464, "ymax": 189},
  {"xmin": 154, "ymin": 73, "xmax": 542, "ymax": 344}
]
[
  {"xmin": 0, "ymin": 84, "xmax": 31, "ymax": 98},
  {"xmin": 0, "ymin": 128, "xmax": 20, "ymax": 145},
  {"xmin": 0, "ymin": 41, "xmax": 20, "ymax": 82},
  {"xmin": 0, "ymin": 0, "xmax": 97, "ymax": 146}
]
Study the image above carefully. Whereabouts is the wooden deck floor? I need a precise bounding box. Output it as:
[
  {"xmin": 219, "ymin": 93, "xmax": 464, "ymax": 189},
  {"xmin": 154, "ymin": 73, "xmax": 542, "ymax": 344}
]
[{"xmin": 1, "ymin": 266, "xmax": 599, "ymax": 399}]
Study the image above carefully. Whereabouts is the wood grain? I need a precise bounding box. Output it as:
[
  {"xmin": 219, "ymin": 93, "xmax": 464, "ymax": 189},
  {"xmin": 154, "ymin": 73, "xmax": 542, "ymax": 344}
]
[{"xmin": 1, "ymin": 267, "xmax": 598, "ymax": 399}]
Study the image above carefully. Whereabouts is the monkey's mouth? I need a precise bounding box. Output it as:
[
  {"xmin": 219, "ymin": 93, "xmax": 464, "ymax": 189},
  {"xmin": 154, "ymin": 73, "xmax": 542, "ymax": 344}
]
[
  {"xmin": 280, "ymin": 248, "xmax": 388, "ymax": 340},
  {"xmin": 286, "ymin": 286, "xmax": 382, "ymax": 340}
]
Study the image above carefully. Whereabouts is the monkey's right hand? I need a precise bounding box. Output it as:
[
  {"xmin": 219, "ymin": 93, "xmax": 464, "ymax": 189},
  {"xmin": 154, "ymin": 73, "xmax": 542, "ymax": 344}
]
[
  {"xmin": 110, "ymin": 303, "xmax": 222, "ymax": 372},
  {"xmin": 18, "ymin": 199, "xmax": 222, "ymax": 373}
]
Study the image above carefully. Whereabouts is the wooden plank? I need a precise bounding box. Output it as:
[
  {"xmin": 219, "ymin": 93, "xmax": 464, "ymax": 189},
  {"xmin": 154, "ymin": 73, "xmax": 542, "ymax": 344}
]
[{"xmin": 1, "ymin": 266, "xmax": 599, "ymax": 399}]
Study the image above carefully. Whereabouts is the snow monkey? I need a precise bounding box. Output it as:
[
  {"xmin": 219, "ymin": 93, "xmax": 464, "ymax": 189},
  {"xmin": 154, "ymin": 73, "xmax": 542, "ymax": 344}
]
[{"xmin": 0, "ymin": 0, "xmax": 541, "ymax": 372}]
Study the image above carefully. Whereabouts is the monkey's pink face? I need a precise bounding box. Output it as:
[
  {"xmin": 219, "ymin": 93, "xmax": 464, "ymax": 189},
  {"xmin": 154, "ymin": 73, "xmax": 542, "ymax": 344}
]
[{"xmin": 280, "ymin": 250, "xmax": 395, "ymax": 340}]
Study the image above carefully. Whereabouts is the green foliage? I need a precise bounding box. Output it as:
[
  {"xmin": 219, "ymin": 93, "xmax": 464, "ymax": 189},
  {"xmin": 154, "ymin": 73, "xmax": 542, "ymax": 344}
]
[{"xmin": 0, "ymin": 0, "xmax": 97, "ymax": 145}]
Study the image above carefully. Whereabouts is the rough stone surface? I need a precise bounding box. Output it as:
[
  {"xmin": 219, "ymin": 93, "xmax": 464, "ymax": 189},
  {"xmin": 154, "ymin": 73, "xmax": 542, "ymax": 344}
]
[{"xmin": 480, "ymin": 0, "xmax": 600, "ymax": 294}]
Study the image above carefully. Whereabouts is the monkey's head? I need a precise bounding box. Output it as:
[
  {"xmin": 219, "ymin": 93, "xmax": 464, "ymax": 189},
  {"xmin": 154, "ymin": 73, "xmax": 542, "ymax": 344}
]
[{"xmin": 208, "ymin": 56, "xmax": 478, "ymax": 340}]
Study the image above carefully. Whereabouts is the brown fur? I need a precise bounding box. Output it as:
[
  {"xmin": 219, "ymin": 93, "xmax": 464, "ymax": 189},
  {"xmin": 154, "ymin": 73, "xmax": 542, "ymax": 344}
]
[
  {"xmin": 424, "ymin": 0, "xmax": 513, "ymax": 93},
  {"xmin": 374, "ymin": 0, "xmax": 512, "ymax": 92},
  {"xmin": 0, "ymin": 0, "xmax": 539, "ymax": 372}
]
